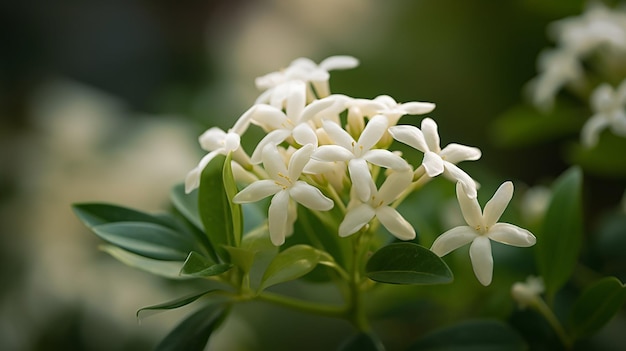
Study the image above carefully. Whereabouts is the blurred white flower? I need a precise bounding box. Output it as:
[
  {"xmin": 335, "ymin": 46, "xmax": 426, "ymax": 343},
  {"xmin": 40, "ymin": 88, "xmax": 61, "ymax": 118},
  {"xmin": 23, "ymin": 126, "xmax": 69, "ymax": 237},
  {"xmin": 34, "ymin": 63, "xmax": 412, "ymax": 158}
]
[
  {"xmin": 530, "ymin": 48, "xmax": 583, "ymax": 111},
  {"xmin": 511, "ymin": 276, "xmax": 545, "ymax": 309},
  {"xmin": 431, "ymin": 181, "xmax": 536, "ymax": 286},
  {"xmin": 233, "ymin": 144, "xmax": 333, "ymax": 245},
  {"xmin": 388, "ymin": 118, "xmax": 481, "ymax": 198},
  {"xmin": 581, "ymin": 80, "xmax": 626, "ymax": 148},
  {"xmin": 338, "ymin": 170, "xmax": 415, "ymax": 240}
]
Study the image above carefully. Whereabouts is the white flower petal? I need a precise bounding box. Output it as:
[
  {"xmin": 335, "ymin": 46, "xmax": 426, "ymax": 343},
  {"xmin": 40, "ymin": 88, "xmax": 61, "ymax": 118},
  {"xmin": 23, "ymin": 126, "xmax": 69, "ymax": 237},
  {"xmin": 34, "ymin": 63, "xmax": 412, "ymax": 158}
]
[
  {"xmin": 290, "ymin": 181, "xmax": 334, "ymax": 211},
  {"xmin": 223, "ymin": 132, "xmax": 241, "ymax": 151},
  {"xmin": 363, "ymin": 149, "xmax": 410, "ymax": 171},
  {"xmin": 469, "ymin": 236, "xmax": 493, "ymax": 286},
  {"xmin": 233, "ymin": 180, "xmax": 282, "ymax": 203},
  {"xmin": 319, "ymin": 55, "xmax": 359, "ymax": 71},
  {"xmin": 377, "ymin": 170, "xmax": 413, "ymax": 205},
  {"xmin": 348, "ymin": 158, "xmax": 373, "ymax": 202},
  {"xmin": 231, "ymin": 105, "xmax": 256, "ymax": 134},
  {"xmin": 439, "ymin": 143, "xmax": 482, "ymax": 164},
  {"xmin": 387, "ymin": 125, "xmax": 428, "ymax": 152},
  {"xmin": 430, "ymin": 226, "xmax": 478, "ymax": 256},
  {"xmin": 444, "ymin": 163, "xmax": 478, "ymax": 199},
  {"xmin": 251, "ymin": 129, "xmax": 291, "ymax": 164},
  {"xmin": 376, "ymin": 206, "xmax": 416, "ymax": 240},
  {"xmin": 268, "ymin": 191, "xmax": 290, "ymax": 246},
  {"xmin": 250, "ymin": 104, "xmax": 288, "ymax": 131},
  {"xmin": 358, "ymin": 115, "xmax": 388, "ymax": 151},
  {"xmin": 400, "ymin": 101, "xmax": 436, "ymax": 115},
  {"xmin": 488, "ymin": 223, "xmax": 536, "ymax": 247},
  {"xmin": 456, "ymin": 181, "xmax": 483, "ymax": 228},
  {"xmin": 285, "ymin": 81, "xmax": 306, "ymax": 121},
  {"xmin": 288, "ymin": 144, "xmax": 314, "ymax": 180},
  {"xmin": 300, "ymin": 95, "xmax": 336, "ymax": 122},
  {"xmin": 581, "ymin": 115, "xmax": 609, "ymax": 148},
  {"xmin": 483, "ymin": 181, "xmax": 514, "ymax": 228},
  {"xmin": 198, "ymin": 127, "xmax": 228, "ymax": 151},
  {"xmin": 185, "ymin": 151, "xmax": 219, "ymax": 193},
  {"xmin": 313, "ymin": 145, "xmax": 354, "ymax": 162},
  {"xmin": 322, "ymin": 120, "xmax": 354, "ymax": 149},
  {"xmin": 338, "ymin": 203, "xmax": 376, "ymax": 237},
  {"xmin": 591, "ymin": 83, "xmax": 613, "ymax": 112},
  {"xmin": 421, "ymin": 118, "xmax": 441, "ymax": 153},
  {"xmin": 422, "ymin": 151, "xmax": 444, "ymax": 177},
  {"xmin": 292, "ymin": 123, "xmax": 318, "ymax": 147}
]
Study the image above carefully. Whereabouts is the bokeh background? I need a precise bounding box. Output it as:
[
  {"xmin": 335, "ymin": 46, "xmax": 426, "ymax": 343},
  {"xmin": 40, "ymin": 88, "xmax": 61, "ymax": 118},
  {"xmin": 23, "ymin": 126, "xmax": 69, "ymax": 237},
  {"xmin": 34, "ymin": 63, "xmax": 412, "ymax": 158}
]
[{"xmin": 2, "ymin": 0, "xmax": 624, "ymax": 350}]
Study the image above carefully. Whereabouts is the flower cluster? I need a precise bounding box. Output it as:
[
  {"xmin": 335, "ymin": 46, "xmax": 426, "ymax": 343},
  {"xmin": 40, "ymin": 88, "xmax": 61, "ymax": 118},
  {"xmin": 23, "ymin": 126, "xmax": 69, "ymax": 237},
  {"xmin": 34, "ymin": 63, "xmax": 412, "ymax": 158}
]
[{"xmin": 185, "ymin": 55, "xmax": 535, "ymax": 285}]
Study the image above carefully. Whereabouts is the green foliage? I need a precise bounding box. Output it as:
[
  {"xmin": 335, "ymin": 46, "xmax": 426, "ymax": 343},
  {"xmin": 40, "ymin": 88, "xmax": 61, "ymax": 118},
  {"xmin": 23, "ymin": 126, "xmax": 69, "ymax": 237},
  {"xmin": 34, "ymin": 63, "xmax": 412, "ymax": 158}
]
[
  {"xmin": 567, "ymin": 133, "xmax": 626, "ymax": 178},
  {"xmin": 534, "ymin": 166, "xmax": 583, "ymax": 301},
  {"xmin": 154, "ymin": 303, "xmax": 229, "ymax": 351},
  {"xmin": 99, "ymin": 245, "xmax": 187, "ymax": 279},
  {"xmin": 365, "ymin": 243, "xmax": 453, "ymax": 285},
  {"xmin": 568, "ymin": 277, "xmax": 626, "ymax": 340},
  {"xmin": 407, "ymin": 319, "xmax": 527, "ymax": 351},
  {"xmin": 73, "ymin": 203, "xmax": 172, "ymax": 229},
  {"xmin": 136, "ymin": 290, "xmax": 220, "ymax": 320},
  {"xmin": 259, "ymin": 244, "xmax": 321, "ymax": 291},
  {"xmin": 180, "ymin": 251, "xmax": 233, "ymax": 278},
  {"xmin": 338, "ymin": 332, "xmax": 385, "ymax": 351}
]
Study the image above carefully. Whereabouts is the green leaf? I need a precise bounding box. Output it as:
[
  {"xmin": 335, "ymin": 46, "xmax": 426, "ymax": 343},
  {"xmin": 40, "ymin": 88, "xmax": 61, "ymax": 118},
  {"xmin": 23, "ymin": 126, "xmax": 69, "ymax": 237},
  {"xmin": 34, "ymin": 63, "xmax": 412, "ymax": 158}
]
[
  {"xmin": 180, "ymin": 251, "xmax": 233, "ymax": 278},
  {"xmin": 137, "ymin": 289, "xmax": 219, "ymax": 320},
  {"xmin": 365, "ymin": 243, "xmax": 453, "ymax": 285},
  {"xmin": 92, "ymin": 221, "xmax": 195, "ymax": 261},
  {"xmin": 198, "ymin": 154, "xmax": 237, "ymax": 261},
  {"xmin": 569, "ymin": 277, "xmax": 626, "ymax": 339},
  {"xmin": 100, "ymin": 245, "xmax": 187, "ymax": 279},
  {"xmin": 259, "ymin": 244, "xmax": 321, "ymax": 291},
  {"xmin": 155, "ymin": 303, "xmax": 229, "ymax": 351},
  {"xmin": 170, "ymin": 183, "xmax": 203, "ymax": 230},
  {"xmin": 535, "ymin": 167, "xmax": 583, "ymax": 300},
  {"xmin": 407, "ymin": 319, "xmax": 527, "ymax": 351},
  {"xmin": 223, "ymin": 152, "xmax": 242, "ymax": 247},
  {"xmin": 567, "ymin": 133, "xmax": 626, "ymax": 178},
  {"xmin": 338, "ymin": 332, "xmax": 386, "ymax": 351},
  {"xmin": 73, "ymin": 203, "xmax": 170, "ymax": 228}
]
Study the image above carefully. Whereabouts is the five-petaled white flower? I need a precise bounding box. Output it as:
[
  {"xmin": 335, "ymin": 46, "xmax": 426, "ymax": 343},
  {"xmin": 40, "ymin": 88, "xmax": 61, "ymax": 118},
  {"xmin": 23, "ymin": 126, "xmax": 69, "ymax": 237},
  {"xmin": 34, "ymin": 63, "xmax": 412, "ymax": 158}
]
[
  {"xmin": 431, "ymin": 181, "xmax": 536, "ymax": 286},
  {"xmin": 581, "ymin": 79, "xmax": 626, "ymax": 148},
  {"xmin": 388, "ymin": 118, "xmax": 481, "ymax": 198},
  {"xmin": 312, "ymin": 115, "xmax": 410, "ymax": 202},
  {"xmin": 338, "ymin": 170, "xmax": 415, "ymax": 240},
  {"xmin": 233, "ymin": 144, "xmax": 334, "ymax": 246}
]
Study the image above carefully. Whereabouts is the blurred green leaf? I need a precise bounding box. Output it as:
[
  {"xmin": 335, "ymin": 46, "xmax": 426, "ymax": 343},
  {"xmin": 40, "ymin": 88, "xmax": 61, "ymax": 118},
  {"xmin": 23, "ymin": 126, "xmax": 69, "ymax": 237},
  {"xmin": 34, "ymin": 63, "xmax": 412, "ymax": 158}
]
[
  {"xmin": 491, "ymin": 104, "xmax": 583, "ymax": 148},
  {"xmin": 170, "ymin": 184, "xmax": 203, "ymax": 230},
  {"xmin": 100, "ymin": 245, "xmax": 186, "ymax": 279},
  {"xmin": 567, "ymin": 134, "xmax": 626, "ymax": 178},
  {"xmin": 155, "ymin": 303, "xmax": 228, "ymax": 351},
  {"xmin": 259, "ymin": 244, "xmax": 321, "ymax": 291},
  {"xmin": 594, "ymin": 212, "xmax": 626, "ymax": 260},
  {"xmin": 535, "ymin": 166, "xmax": 583, "ymax": 300},
  {"xmin": 365, "ymin": 243, "xmax": 453, "ymax": 285},
  {"xmin": 180, "ymin": 251, "xmax": 232, "ymax": 278},
  {"xmin": 338, "ymin": 332, "xmax": 385, "ymax": 351},
  {"xmin": 223, "ymin": 152, "xmax": 242, "ymax": 247},
  {"xmin": 407, "ymin": 319, "xmax": 526, "ymax": 351},
  {"xmin": 73, "ymin": 203, "xmax": 171, "ymax": 229},
  {"xmin": 92, "ymin": 221, "xmax": 194, "ymax": 261},
  {"xmin": 137, "ymin": 289, "xmax": 219, "ymax": 320},
  {"xmin": 568, "ymin": 277, "xmax": 626, "ymax": 339}
]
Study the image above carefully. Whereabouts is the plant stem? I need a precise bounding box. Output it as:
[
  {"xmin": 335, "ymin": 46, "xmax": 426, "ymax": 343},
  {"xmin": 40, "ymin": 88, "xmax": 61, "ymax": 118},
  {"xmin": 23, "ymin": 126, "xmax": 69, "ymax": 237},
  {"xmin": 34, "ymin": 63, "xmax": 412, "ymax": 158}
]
[
  {"xmin": 257, "ymin": 292, "xmax": 346, "ymax": 318},
  {"xmin": 533, "ymin": 298, "xmax": 572, "ymax": 350}
]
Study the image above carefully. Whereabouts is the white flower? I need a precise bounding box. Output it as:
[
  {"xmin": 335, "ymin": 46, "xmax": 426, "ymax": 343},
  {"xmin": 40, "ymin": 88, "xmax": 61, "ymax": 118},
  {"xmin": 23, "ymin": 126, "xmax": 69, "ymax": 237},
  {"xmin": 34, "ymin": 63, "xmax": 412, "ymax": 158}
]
[
  {"xmin": 581, "ymin": 80, "xmax": 626, "ymax": 148},
  {"xmin": 431, "ymin": 181, "xmax": 536, "ymax": 286},
  {"xmin": 530, "ymin": 48, "xmax": 583, "ymax": 111},
  {"xmin": 371, "ymin": 95, "xmax": 436, "ymax": 126},
  {"xmin": 312, "ymin": 115, "xmax": 410, "ymax": 202},
  {"xmin": 233, "ymin": 144, "xmax": 334, "ymax": 246},
  {"xmin": 388, "ymin": 118, "xmax": 481, "ymax": 198},
  {"xmin": 511, "ymin": 276, "xmax": 545, "ymax": 309},
  {"xmin": 255, "ymin": 55, "xmax": 359, "ymax": 105},
  {"xmin": 338, "ymin": 170, "xmax": 415, "ymax": 240},
  {"xmin": 185, "ymin": 106, "xmax": 255, "ymax": 193}
]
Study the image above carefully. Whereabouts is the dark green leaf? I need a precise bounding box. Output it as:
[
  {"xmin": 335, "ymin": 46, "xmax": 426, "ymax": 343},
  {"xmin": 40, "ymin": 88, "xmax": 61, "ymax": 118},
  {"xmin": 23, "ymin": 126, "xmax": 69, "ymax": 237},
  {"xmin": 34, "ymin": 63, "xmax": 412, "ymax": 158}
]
[
  {"xmin": 338, "ymin": 332, "xmax": 386, "ymax": 351},
  {"xmin": 92, "ymin": 221, "xmax": 194, "ymax": 261},
  {"xmin": 73, "ymin": 203, "xmax": 169, "ymax": 228},
  {"xmin": 535, "ymin": 167, "xmax": 583, "ymax": 300},
  {"xmin": 100, "ymin": 245, "xmax": 187, "ymax": 279},
  {"xmin": 567, "ymin": 133, "xmax": 626, "ymax": 178},
  {"xmin": 407, "ymin": 319, "xmax": 527, "ymax": 351},
  {"xmin": 223, "ymin": 152, "xmax": 242, "ymax": 247},
  {"xmin": 180, "ymin": 251, "xmax": 232, "ymax": 277},
  {"xmin": 137, "ymin": 289, "xmax": 219, "ymax": 320},
  {"xmin": 155, "ymin": 303, "xmax": 229, "ymax": 351},
  {"xmin": 170, "ymin": 183, "xmax": 203, "ymax": 230},
  {"xmin": 365, "ymin": 243, "xmax": 453, "ymax": 285},
  {"xmin": 259, "ymin": 244, "xmax": 321, "ymax": 291},
  {"xmin": 569, "ymin": 277, "xmax": 626, "ymax": 339}
]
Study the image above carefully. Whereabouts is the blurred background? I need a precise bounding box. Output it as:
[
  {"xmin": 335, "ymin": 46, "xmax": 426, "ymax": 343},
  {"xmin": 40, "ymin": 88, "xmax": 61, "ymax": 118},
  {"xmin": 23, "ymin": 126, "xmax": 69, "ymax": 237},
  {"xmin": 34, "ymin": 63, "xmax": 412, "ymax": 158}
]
[{"xmin": 2, "ymin": 0, "xmax": 625, "ymax": 350}]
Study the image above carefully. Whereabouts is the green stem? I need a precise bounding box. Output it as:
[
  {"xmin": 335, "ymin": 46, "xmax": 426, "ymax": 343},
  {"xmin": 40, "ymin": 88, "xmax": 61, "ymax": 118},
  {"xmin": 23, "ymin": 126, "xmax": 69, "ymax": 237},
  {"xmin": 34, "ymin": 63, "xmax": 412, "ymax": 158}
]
[
  {"xmin": 533, "ymin": 298, "xmax": 573, "ymax": 350},
  {"xmin": 345, "ymin": 230, "xmax": 372, "ymax": 332},
  {"xmin": 257, "ymin": 292, "xmax": 346, "ymax": 318}
]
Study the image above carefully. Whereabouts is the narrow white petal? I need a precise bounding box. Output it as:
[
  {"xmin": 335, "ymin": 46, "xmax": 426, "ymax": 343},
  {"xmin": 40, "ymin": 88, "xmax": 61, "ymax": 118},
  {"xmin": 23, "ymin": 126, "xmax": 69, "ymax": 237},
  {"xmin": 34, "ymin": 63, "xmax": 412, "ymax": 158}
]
[
  {"xmin": 444, "ymin": 163, "xmax": 478, "ymax": 199},
  {"xmin": 483, "ymin": 181, "xmax": 514, "ymax": 228},
  {"xmin": 488, "ymin": 223, "xmax": 536, "ymax": 247},
  {"xmin": 358, "ymin": 115, "xmax": 388, "ymax": 151},
  {"xmin": 377, "ymin": 170, "xmax": 413, "ymax": 205},
  {"xmin": 311, "ymin": 80, "xmax": 330, "ymax": 98},
  {"xmin": 250, "ymin": 104, "xmax": 288, "ymax": 131},
  {"xmin": 348, "ymin": 158, "xmax": 373, "ymax": 202},
  {"xmin": 292, "ymin": 123, "xmax": 318, "ymax": 146},
  {"xmin": 290, "ymin": 181, "xmax": 334, "ymax": 211},
  {"xmin": 300, "ymin": 98, "xmax": 335, "ymax": 122},
  {"xmin": 363, "ymin": 149, "xmax": 410, "ymax": 171},
  {"xmin": 338, "ymin": 204, "xmax": 376, "ymax": 237},
  {"xmin": 319, "ymin": 55, "xmax": 359, "ymax": 70},
  {"xmin": 387, "ymin": 125, "xmax": 428, "ymax": 152},
  {"xmin": 251, "ymin": 129, "xmax": 291, "ymax": 164},
  {"xmin": 581, "ymin": 115, "xmax": 609, "ymax": 148},
  {"xmin": 231, "ymin": 105, "xmax": 256, "ymax": 134},
  {"xmin": 223, "ymin": 132, "xmax": 241, "ymax": 151},
  {"xmin": 455, "ymin": 181, "xmax": 483, "ymax": 228},
  {"xmin": 185, "ymin": 151, "xmax": 219, "ymax": 193},
  {"xmin": 376, "ymin": 206, "xmax": 416, "ymax": 240},
  {"xmin": 288, "ymin": 144, "xmax": 314, "ymax": 181},
  {"xmin": 590, "ymin": 84, "xmax": 613, "ymax": 112},
  {"xmin": 233, "ymin": 180, "xmax": 281, "ymax": 203},
  {"xmin": 422, "ymin": 151, "xmax": 444, "ymax": 177},
  {"xmin": 313, "ymin": 145, "xmax": 354, "ymax": 162},
  {"xmin": 400, "ymin": 102, "xmax": 436, "ymax": 115},
  {"xmin": 439, "ymin": 143, "xmax": 482, "ymax": 164},
  {"xmin": 430, "ymin": 226, "xmax": 478, "ymax": 256},
  {"xmin": 469, "ymin": 236, "xmax": 493, "ymax": 286},
  {"xmin": 268, "ymin": 191, "xmax": 290, "ymax": 246},
  {"xmin": 198, "ymin": 127, "xmax": 228, "ymax": 151},
  {"xmin": 322, "ymin": 120, "xmax": 355, "ymax": 149},
  {"xmin": 285, "ymin": 81, "xmax": 306, "ymax": 121},
  {"xmin": 421, "ymin": 118, "xmax": 441, "ymax": 153}
]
